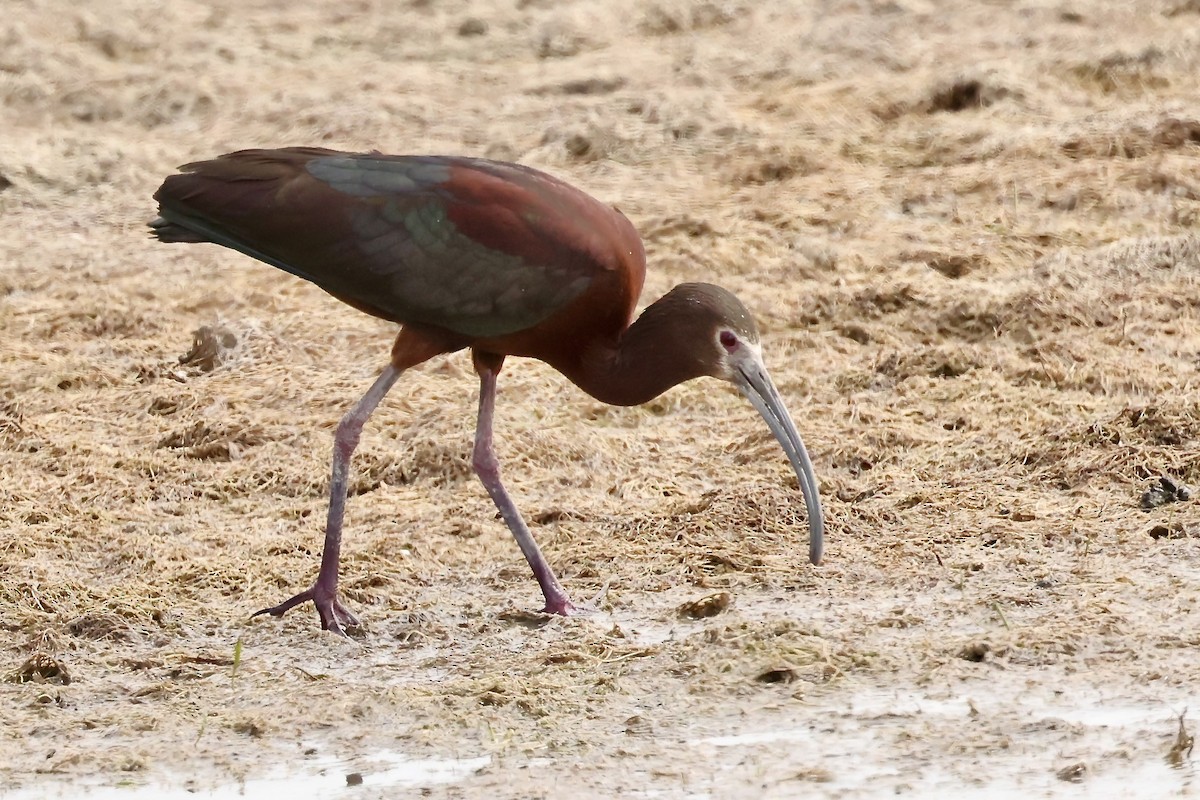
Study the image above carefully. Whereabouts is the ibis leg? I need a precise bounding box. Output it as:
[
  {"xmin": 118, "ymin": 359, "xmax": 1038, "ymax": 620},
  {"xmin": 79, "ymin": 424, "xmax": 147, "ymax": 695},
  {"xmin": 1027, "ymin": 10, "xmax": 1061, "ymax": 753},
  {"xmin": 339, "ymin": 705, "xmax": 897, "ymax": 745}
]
[
  {"xmin": 472, "ymin": 362, "xmax": 577, "ymax": 615},
  {"xmin": 253, "ymin": 364, "xmax": 403, "ymax": 635}
]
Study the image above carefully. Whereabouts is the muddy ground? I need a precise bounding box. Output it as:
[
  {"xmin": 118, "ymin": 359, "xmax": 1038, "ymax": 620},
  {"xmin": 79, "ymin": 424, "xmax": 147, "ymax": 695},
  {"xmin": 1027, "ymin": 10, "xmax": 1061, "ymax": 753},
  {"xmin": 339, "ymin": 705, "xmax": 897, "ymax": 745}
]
[{"xmin": 2, "ymin": 0, "xmax": 1199, "ymax": 796}]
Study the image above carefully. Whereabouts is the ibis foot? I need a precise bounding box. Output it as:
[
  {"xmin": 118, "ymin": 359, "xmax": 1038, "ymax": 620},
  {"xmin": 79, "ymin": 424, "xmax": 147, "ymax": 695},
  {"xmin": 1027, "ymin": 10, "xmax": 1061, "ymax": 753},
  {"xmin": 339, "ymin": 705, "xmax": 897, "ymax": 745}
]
[
  {"xmin": 542, "ymin": 597, "xmax": 580, "ymax": 616},
  {"xmin": 543, "ymin": 580, "xmax": 611, "ymax": 616},
  {"xmin": 252, "ymin": 585, "xmax": 360, "ymax": 636}
]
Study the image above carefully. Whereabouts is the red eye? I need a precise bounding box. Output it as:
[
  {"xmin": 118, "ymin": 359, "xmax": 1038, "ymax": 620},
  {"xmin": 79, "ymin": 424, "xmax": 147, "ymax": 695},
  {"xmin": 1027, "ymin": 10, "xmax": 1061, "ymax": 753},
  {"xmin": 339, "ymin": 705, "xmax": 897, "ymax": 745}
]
[{"xmin": 719, "ymin": 331, "xmax": 737, "ymax": 351}]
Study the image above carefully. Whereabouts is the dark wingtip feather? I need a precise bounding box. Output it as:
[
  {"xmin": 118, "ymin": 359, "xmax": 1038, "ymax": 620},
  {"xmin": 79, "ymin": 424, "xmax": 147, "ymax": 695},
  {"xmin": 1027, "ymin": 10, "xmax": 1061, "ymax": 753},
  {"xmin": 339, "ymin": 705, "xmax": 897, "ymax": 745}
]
[{"xmin": 147, "ymin": 215, "xmax": 209, "ymax": 243}]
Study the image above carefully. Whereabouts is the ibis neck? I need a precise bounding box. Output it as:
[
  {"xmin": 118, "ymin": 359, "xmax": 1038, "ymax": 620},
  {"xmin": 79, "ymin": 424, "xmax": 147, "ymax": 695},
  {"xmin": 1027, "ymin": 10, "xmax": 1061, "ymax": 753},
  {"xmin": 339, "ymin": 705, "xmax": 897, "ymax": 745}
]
[{"xmin": 566, "ymin": 297, "xmax": 709, "ymax": 407}]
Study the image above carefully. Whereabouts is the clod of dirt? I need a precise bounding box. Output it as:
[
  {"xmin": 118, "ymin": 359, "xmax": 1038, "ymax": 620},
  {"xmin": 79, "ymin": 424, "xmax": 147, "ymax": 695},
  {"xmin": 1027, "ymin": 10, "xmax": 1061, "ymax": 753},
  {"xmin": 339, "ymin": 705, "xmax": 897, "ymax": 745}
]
[
  {"xmin": 1068, "ymin": 48, "xmax": 1166, "ymax": 95},
  {"xmin": 147, "ymin": 396, "xmax": 182, "ymax": 416},
  {"xmin": 1166, "ymin": 0, "xmax": 1200, "ymax": 15},
  {"xmin": 756, "ymin": 666, "xmax": 797, "ymax": 684},
  {"xmin": 638, "ymin": 1, "xmax": 738, "ymax": 35},
  {"xmin": 1055, "ymin": 762, "xmax": 1088, "ymax": 783},
  {"xmin": 496, "ymin": 609, "xmax": 556, "ymax": 628},
  {"xmin": 67, "ymin": 612, "xmax": 142, "ymax": 641},
  {"xmin": 725, "ymin": 145, "xmax": 812, "ymax": 186},
  {"xmin": 997, "ymin": 506, "xmax": 1037, "ymax": 522},
  {"xmin": 624, "ymin": 714, "xmax": 653, "ymax": 736},
  {"xmin": 927, "ymin": 256, "xmax": 974, "ymax": 279},
  {"xmin": 1132, "ymin": 168, "xmax": 1200, "ymax": 200},
  {"xmin": 838, "ymin": 324, "xmax": 871, "ymax": 344},
  {"xmin": 157, "ymin": 420, "xmax": 266, "ymax": 461},
  {"xmin": 457, "ymin": 18, "xmax": 487, "ymax": 37},
  {"xmin": 793, "ymin": 767, "xmax": 835, "ymax": 783},
  {"xmin": 875, "ymin": 348, "xmax": 976, "ymax": 380},
  {"xmin": 536, "ymin": 29, "xmax": 587, "ymax": 59},
  {"xmin": 926, "ymin": 79, "xmax": 991, "ymax": 112},
  {"xmin": 535, "ymin": 77, "xmax": 627, "ymax": 96},
  {"xmin": 1166, "ymin": 711, "xmax": 1194, "ymax": 768},
  {"xmin": 879, "ymin": 77, "xmax": 1013, "ymax": 118},
  {"xmin": 640, "ymin": 215, "xmax": 715, "ymax": 242},
  {"xmin": 346, "ymin": 772, "xmax": 364, "ymax": 786},
  {"xmin": 957, "ymin": 642, "xmax": 991, "ymax": 662},
  {"xmin": 232, "ymin": 719, "xmax": 266, "ymax": 737},
  {"xmin": 1140, "ymin": 476, "xmax": 1190, "ymax": 509},
  {"xmin": 678, "ymin": 591, "xmax": 732, "ymax": 619},
  {"xmin": 478, "ymin": 684, "xmax": 509, "ymax": 706},
  {"xmin": 178, "ymin": 325, "xmax": 238, "ymax": 372},
  {"xmin": 1148, "ymin": 522, "xmax": 1188, "ymax": 540},
  {"xmin": 1151, "ymin": 118, "xmax": 1200, "ymax": 148},
  {"xmin": 853, "ymin": 285, "xmax": 923, "ymax": 317},
  {"xmin": 6, "ymin": 653, "xmax": 71, "ymax": 685},
  {"xmin": 0, "ymin": 397, "xmax": 24, "ymax": 441},
  {"xmin": 901, "ymin": 250, "xmax": 988, "ymax": 279},
  {"xmin": 531, "ymin": 508, "xmax": 583, "ymax": 525},
  {"xmin": 1061, "ymin": 130, "xmax": 1150, "ymax": 159},
  {"xmin": 565, "ymin": 134, "xmax": 594, "ymax": 159}
]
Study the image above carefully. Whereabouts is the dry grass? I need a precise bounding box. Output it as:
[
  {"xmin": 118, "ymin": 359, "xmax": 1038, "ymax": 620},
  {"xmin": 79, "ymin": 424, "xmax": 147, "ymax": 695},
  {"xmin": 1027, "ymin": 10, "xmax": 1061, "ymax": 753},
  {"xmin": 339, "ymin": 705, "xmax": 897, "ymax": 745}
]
[{"xmin": 2, "ymin": 0, "xmax": 1200, "ymax": 795}]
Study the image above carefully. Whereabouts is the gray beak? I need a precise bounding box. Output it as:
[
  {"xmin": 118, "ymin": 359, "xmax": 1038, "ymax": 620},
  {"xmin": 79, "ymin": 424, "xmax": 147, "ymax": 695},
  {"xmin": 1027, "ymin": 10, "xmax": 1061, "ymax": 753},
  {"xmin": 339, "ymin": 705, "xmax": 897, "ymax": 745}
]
[{"xmin": 732, "ymin": 354, "xmax": 824, "ymax": 564}]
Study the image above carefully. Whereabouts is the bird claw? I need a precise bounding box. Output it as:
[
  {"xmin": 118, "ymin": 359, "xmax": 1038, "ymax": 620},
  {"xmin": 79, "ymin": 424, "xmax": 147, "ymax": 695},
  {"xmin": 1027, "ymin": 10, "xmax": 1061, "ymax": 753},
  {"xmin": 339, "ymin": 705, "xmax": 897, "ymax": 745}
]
[
  {"xmin": 252, "ymin": 584, "xmax": 361, "ymax": 636},
  {"xmin": 542, "ymin": 597, "xmax": 580, "ymax": 616},
  {"xmin": 541, "ymin": 580, "xmax": 611, "ymax": 617}
]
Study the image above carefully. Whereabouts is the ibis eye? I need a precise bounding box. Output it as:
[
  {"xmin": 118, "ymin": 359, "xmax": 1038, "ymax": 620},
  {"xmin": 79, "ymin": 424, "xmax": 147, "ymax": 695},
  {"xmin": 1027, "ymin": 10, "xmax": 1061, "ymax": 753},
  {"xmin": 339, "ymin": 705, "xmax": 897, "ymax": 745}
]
[{"xmin": 719, "ymin": 330, "xmax": 738, "ymax": 351}]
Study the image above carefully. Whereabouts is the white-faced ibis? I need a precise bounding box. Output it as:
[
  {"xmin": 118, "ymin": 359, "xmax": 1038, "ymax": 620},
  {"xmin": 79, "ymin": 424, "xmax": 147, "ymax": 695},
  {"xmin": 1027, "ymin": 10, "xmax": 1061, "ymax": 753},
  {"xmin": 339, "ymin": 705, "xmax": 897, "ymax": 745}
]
[{"xmin": 149, "ymin": 147, "xmax": 823, "ymax": 634}]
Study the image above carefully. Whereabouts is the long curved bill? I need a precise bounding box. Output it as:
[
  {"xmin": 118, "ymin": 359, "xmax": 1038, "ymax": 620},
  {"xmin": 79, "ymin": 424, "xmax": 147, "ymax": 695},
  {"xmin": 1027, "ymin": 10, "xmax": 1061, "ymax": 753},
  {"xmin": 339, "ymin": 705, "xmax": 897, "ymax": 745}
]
[{"xmin": 731, "ymin": 351, "xmax": 824, "ymax": 564}]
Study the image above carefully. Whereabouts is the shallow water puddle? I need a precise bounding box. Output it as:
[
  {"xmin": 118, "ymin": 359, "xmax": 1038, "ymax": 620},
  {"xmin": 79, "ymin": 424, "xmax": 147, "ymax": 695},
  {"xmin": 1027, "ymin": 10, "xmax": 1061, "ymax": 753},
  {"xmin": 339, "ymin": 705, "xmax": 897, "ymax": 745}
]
[
  {"xmin": 685, "ymin": 688, "xmax": 1196, "ymax": 798},
  {"xmin": 1, "ymin": 751, "xmax": 491, "ymax": 799}
]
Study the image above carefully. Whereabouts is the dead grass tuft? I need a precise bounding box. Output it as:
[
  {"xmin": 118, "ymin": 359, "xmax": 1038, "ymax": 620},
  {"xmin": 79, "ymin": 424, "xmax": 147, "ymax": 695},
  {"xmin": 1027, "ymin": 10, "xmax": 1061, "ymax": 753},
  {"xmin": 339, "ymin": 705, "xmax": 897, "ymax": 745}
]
[
  {"xmin": 722, "ymin": 144, "xmax": 816, "ymax": 186},
  {"xmin": 1067, "ymin": 47, "xmax": 1169, "ymax": 95},
  {"xmin": 157, "ymin": 419, "xmax": 269, "ymax": 461},
  {"xmin": 178, "ymin": 325, "xmax": 238, "ymax": 373},
  {"xmin": 665, "ymin": 618, "xmax": 846, "ymax": 691},
  {"xmin": 638, "ymin": 1, "xmax": 742, "ymax": 35},
  {"xmin": 6, "ymin": 652, "xmax": 71, "ymax": 686},
  {"xmin": 920, "ymin": 77, "xmax": 1013, "ymax": 114},
  {"xmin": 1035, "ymin": 234, "xmax": 1200, "ymax": 285}
]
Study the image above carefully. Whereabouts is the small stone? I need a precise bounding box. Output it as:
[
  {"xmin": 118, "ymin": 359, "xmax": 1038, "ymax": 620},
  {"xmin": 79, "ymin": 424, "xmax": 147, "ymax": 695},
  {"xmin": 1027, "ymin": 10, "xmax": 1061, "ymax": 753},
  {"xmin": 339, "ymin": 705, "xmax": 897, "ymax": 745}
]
[
  {"xmin": 678, "ymin": 591, "xmax": 731, "ymax": 619},
  {"xmin": 457, "ymin": 18, "xmax": 487, "ymax": 37},
  {"xmin": 1056, "ymin": 762, "xmax": 1087, "ymax": 783}
]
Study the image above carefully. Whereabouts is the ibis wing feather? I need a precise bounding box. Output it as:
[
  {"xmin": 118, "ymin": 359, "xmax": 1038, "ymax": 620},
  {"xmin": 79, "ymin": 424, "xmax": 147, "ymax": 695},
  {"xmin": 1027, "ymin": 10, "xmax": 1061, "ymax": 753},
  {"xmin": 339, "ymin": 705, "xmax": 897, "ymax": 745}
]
[{"xmin": 152, "ymin": 149, "xmax": 610, "ymax": 337}]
